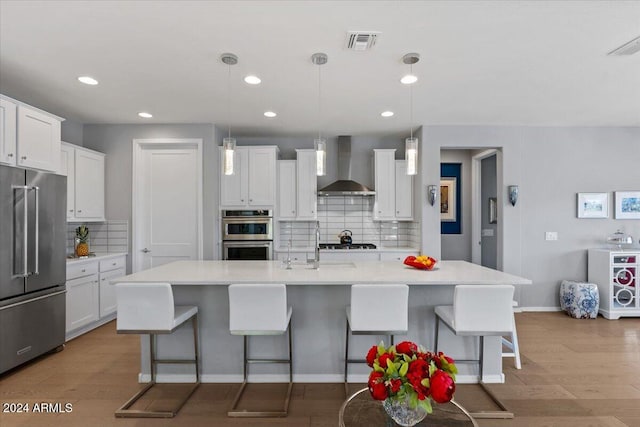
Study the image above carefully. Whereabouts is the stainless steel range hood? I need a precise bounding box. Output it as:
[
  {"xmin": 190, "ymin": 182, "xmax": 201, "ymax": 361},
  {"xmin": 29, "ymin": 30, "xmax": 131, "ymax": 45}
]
[{"xmin": 317, "ymin": 136, "xmax": 375, "ymax": 196}]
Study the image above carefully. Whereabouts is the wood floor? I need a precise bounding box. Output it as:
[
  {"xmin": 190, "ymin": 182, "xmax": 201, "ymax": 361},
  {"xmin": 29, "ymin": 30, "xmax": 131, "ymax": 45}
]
[{"xmin": 1, "ymin": 312, "xmax": 639, "ymax": 426}]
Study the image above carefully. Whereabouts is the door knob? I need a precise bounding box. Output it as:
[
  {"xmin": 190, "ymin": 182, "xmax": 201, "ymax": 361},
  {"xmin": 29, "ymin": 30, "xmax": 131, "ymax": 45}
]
[{"xmin": 142, "ymin": 248, "xmax": 151, "ymax": 253}]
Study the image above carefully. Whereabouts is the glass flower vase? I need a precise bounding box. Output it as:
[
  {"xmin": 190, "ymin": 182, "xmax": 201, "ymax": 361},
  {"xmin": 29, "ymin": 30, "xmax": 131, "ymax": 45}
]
[{"xmin": 382, "ymin": 396, "xmax": 427, "ymax": 426}]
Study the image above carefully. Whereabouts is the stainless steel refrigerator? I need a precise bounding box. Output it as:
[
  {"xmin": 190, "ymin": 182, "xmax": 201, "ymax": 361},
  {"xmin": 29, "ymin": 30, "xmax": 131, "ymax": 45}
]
[{"xmin": 0, "ymin": 164, "xmax": 66, "ymax": 374}]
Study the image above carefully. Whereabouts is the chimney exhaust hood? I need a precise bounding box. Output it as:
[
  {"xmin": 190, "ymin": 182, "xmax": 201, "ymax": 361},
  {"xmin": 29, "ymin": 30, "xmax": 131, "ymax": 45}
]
[{"xmin": 317, "ymin": 136, "xmax": 375, "ymax": 196}]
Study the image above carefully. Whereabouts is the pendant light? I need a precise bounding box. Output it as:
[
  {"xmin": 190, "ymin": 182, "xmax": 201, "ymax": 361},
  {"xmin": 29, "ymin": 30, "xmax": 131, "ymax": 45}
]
[
  {"xmin": 311, "ymin": 52, "xmax": 328, "ymax": 176},
  {"xmin": 221, "ymin": 53, "xmax": 238, "ymax": 175},
  {"xmin": 403, "ymin": 53, "xmax": 419, "ymax": 176}
]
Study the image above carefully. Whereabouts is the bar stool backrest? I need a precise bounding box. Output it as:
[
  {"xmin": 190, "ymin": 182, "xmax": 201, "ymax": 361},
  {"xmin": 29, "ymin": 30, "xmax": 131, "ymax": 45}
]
[
  {"xmin": 116, "ymin": 282, "xmax": 175, "ymax": 332},
  {"xmin": 350, "ymin": 284, "xmax": 409, "ymax": 332},
  {"xmin": 229, "ymin": 284, "xmax": 288, "ymax": 334},
  {"xmin": 453, "ymin": 285, "xmax": 514, "ymax": 335}
]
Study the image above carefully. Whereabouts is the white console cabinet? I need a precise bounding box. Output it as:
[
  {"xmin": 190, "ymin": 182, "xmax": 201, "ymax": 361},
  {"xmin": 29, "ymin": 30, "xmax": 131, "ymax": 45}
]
[{"xmin": 588, "ymin": 249, "xmax": 640, "ymax": 320}]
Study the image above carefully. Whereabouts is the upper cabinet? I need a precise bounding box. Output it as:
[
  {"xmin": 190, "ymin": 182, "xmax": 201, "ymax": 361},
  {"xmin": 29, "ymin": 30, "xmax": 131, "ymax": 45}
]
[
  {"xmin": 0, "ymin": 97, "xmax": 17, "ymax": 165},
  {"xmin": 0, "ymin": 94, "xmax": 64, "ymax": 172},
  {"xmin": 220, "ymin": 146, "xmax": 277, "ymax": 209},
  {"xmin": 374, "ymin": 149, "xmax": 413, "ymax": 221},
  {"xmin": 277, "ymin": 149, "xmax": 317, "ymax": 221},
  {"xmin": 59, "ymin": 142, "xmax": 105, "ymax": 222}
]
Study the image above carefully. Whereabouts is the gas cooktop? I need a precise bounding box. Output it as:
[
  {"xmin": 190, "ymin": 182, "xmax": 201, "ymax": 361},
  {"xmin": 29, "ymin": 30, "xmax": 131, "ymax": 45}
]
[{"xmin": 319, "ymin": 243, "xmax": 377, "ymax": 250}]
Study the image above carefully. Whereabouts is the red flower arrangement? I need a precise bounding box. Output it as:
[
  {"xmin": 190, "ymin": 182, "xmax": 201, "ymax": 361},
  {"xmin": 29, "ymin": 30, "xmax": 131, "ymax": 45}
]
[{"xmin": 367, "ymin": 341, "xmax": 457, "ymax": 413}]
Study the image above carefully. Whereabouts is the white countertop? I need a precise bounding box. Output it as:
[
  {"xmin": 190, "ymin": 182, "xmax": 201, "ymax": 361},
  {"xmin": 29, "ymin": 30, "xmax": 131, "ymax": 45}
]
[
  {"xmin": 274, "ymin": 246, "xmax": 418, "ymax": 253},
  {"xmin": 111, "ymin": 260, "xmax": 532, "ymax": 286},
  {"xmin": 66, "ymin": 252, "xmax": 128, "ymax": 264}
]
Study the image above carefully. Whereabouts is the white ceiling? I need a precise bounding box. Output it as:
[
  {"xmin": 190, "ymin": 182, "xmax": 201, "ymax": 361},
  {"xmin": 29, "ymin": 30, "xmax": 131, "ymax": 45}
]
[{"xmin": 1, "ymin": 1, "xmax": 639, "ymax": 138}]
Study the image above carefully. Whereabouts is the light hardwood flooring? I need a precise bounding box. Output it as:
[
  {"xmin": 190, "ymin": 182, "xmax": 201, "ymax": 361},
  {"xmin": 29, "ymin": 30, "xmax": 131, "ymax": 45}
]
[{"xmin": 1, "ymin": 312, "xmax": 639, "ymax": 426}]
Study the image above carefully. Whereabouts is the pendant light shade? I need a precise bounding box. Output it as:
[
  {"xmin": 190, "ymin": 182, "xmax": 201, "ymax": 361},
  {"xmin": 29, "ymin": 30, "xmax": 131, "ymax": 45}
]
[
  {"xmin": 314, "ymin": 138, "xmax": 326, "ymax": 176},
  {"xmin": 221, "ymin": 53, "xmax": 238, "ymax": 175},
  {"xmin": 312, "ymin": 52, "xmax": 328, "ymax": 176},
  {"xmin": 405, "ymin": 137, "xmax": 418, "ymax": 176},
  {"xmin": 223, "ymin": 137, "xmax": 236, "ymax": 176},
  {"xmin": 402, "ymin": 53, "xmax": 420, "ymax": 176}
]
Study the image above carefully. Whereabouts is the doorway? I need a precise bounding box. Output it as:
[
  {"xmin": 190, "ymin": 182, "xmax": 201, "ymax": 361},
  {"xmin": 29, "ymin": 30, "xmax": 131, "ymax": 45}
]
[
  {"xmin": 471, "ymin": 149, "xmax": 499, "ymax": 268},
  {"xmin": 132, "ymin": 138, "xmax": 203, "ymax": 272}
]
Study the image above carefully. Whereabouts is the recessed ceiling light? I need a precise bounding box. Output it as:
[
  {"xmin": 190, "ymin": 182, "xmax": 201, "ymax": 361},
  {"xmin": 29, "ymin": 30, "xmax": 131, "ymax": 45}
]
[
  {"xmin": 244, "ymin": 75, "xmax": 261, "ymax": 85},
  {"xmin": 400, "ymin": 74, "xmax": 418, "ymax": 85},
  {"xmin": 78, "ymin": 76, "xmax": 98, "ymax": 85},
  {"xmin": 138, "ymin": 112, "xmax": 153, "ymax": 118},
  {"xmin": 381, "ymin": 111, "xmax": 394, "ymax": 117},
  {"xmin": 264, "ymin": 111, "xmax": 277, "ymax": 118}
]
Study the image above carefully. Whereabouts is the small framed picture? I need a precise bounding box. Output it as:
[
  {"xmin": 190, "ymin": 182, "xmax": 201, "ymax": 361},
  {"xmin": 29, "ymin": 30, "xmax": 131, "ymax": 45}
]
[
  {"xmin": 615, "ymin": 191, "xmax": 640, "ymax": 219},
  {"xmin": 440, "ymin": 177, "xmax": 457, "ymax": 222},
  {"xmin": 577, "ymin": 193, "xmax": 608, "ymax": 218}
]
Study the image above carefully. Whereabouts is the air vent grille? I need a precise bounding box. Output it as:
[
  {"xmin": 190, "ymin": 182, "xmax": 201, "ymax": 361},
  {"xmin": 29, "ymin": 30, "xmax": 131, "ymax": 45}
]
[
  {"xmin": 346, "ymin": 31, "xmax": 381, "ymax": 51},
  {"xmin": 608, "ymin": 36, "xmax": 640, "ymax": 56}
]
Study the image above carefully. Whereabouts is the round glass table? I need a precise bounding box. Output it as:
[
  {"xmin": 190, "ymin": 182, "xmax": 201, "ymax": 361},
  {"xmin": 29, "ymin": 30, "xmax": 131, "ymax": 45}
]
[{"xmin": 339, "ymin": 388, "xmax": 479, "ymax": 427}]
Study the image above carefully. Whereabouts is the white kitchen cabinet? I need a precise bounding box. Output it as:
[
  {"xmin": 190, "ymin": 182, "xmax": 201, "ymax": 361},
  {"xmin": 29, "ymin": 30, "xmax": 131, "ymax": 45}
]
[
  {"xmin": 277, "ymin": 150, "xmax": 317, "ymax": 221},
  {"xmin": 66, "ymin": 262, "xmax": 100, "ymax": 334},
  {"xmin": 98, "ymin": 256, "xmax": 126, "ymax": 318},
  {"xmin": 395, "ymin": 160, "xmax": 413, "ymax": 220},
  {"xmin": 278, "ymin": 160, "xmax": 297, "ymax": 220},
  {"xmin": 1, "ymin": 94, "xmax": 63, "ymax": 172},
  {"xmin": 0, "ymin": 97, "xmax": 17, "ymax": 165},
  {"xmin": 296, "ymin": 149, "xmax": 317, "ymax": 220},
  {"xmin": 17, "ymin": 105, "xmax": 62, "ymax": 172},
  {"xmin": 320, "ymin": 251, "xmax": 379, "ymax": 262},
  {"xmin": 220, "ymin": 146, "xmax": 277, "ymax": 208},
  {"xmin": 374, "ymin": 150, "xmax": 413, "ymax": 221},
  {"xmin": 59, "ymin": 143, "xmax": 105, "ymax": 221},
  {"xmin": 65, "ymin": 254, "xmax": 126, "ymax": 340},
  {"xmin": 588, "ymin": 249, "xmax": 640, "ymax": 320}
]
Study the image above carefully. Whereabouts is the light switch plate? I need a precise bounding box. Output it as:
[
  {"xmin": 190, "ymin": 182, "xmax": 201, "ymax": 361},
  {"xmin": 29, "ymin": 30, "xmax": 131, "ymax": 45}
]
[
  {"xmin": 545, "ymin": 231, "xmax": 558, "ymax": 241},
  {"xmin": 482, "ymin": 229, "xmax": 495, "ymax": 237}
]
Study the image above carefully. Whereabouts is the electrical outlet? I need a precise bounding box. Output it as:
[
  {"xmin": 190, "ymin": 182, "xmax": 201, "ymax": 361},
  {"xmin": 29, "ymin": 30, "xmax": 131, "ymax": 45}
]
[{"xmin": 545, "ymin": 232, "xmax": 558, "ymax": 241}]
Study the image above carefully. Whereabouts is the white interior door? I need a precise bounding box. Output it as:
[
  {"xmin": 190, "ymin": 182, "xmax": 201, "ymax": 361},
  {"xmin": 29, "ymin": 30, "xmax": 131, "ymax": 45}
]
[{"xmin": 133, "ymin": 139, "xmax": 203, "ymax": 272}]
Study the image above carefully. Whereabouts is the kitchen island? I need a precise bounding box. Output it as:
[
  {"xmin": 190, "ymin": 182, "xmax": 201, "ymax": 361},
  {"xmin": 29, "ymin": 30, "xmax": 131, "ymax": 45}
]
[{"xmin": 112, "ymin": 260, "xmax": 531, "ymax": 384}]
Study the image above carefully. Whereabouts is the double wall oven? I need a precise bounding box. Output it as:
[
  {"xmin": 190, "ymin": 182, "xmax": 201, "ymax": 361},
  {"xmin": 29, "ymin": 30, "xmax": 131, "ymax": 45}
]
[{"xmin": 221, "ymin": 210, "xmax": 273, "ymax": 260}]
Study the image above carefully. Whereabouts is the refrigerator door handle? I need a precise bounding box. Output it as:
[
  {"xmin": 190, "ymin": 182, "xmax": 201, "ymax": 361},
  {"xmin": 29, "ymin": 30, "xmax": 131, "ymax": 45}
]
[
  {"xmin": 32, "ymin": 186, "xmax": 39, "ymax": 275},
  {"xmin": 13, "ymin": 185, "xmax": 29, "ymax": 277}
]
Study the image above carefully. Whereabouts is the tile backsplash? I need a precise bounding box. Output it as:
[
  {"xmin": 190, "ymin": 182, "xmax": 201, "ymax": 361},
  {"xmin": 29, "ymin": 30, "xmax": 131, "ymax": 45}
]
[
  {"xmin": 279, "ymin": 196, "xmax": 419, "ymax": 248},
  {"xmin": 66, "ymin": 220, "xmax": 129, "ymax": 255}
]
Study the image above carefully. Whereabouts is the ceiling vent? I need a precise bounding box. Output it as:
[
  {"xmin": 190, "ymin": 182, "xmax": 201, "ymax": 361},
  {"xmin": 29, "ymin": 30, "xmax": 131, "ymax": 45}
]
[
  {"xmin": 346, "ymin": 31, "xmax": 380, "ymax": 51},
  {"xmin": 608, "ymin": 35, "xmax": 640, "ymax": 56}
]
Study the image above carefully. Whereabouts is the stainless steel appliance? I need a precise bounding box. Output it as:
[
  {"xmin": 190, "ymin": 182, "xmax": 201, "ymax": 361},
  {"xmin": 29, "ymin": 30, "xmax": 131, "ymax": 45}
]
[
  {"xmin": 1, "ymin": 165, "xmax": 66, "ymax": 374},
  {"xmin": 222, "ymin": 210, "xmax": 273, "ymax": 260}
]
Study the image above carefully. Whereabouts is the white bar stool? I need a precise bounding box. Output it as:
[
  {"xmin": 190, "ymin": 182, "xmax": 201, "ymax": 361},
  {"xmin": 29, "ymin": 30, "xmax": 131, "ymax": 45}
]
[
  {"xmin": 501, "ymin": 300, "xmax": 522, "ymax": 369},
  {"xmin": 344, "ymin": 284, "xmax": 409, "ymax": 394},
  {"xmin": 115, "ymin": 282, "xmax": 200, "ymax": 418},
  {"xmin": 434, "ymin": 284, "xmax": 514, "ymax": 419},
  {"xmin": 228, "ymin": 283, "xmax": 293, "ymax": 417}
]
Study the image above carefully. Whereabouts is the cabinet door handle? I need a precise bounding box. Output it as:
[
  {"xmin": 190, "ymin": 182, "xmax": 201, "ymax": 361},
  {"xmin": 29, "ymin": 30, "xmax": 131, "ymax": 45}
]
[
  {"xmin": 69, "ymin": 209, "xmax": 74, "ymax": 212},
  {"xmin": 21, "ymin": 156, "xmax": 27, "ymax": 160},
  {"xmin": 7, "ymin": 153, "xmax": 13, "ymax": 157},
  {"xmin": 142, "ymin": 248, "xmax": 151, "ymax": 253},
  {"xmin": 81, "ymin": 269, "xmax": 86, "ymax": 272},
  {"xmin": 112, "ymin": 262, "xmax": 117, "ymax": 266},
  {"xmin": 249, "ymin": 199, "xmax": 253, "ymax": 202}
]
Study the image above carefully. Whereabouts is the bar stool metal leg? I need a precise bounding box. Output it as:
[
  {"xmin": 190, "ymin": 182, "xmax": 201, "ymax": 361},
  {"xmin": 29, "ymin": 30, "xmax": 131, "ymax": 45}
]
[
  {"xmin": 115, "ymin": 314, "xmax": 201, "ymax": 418},
  {"xmin": 227, "ymin": 319, "xmax": 293, "ymax": 418}
]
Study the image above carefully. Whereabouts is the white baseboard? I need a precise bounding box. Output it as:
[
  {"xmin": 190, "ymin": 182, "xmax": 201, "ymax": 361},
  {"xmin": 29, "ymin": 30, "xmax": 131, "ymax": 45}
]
[
  {"xmin": 519, "ymin": 306, "xmax": 562, "ymax": 312},
  {"xmin": 65, "ymin": 313, "xmax": 116, "ymax": 342},
  {"xmin": 139, "ymin": 373, "xmax": 504, "ymax": 384}
]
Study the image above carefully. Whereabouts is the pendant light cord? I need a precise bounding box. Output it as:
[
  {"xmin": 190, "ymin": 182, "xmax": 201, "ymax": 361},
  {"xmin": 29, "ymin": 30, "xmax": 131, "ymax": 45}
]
[
  {"xmin": 409, "ymin": 63, "xmax": 414, "ymax": 140},
  {"xmin": 317, "ymin": 62, "xmax": 322, "ymax": 141},
  {"xmin": 227, "ymin": 63, "xmax": 231, "ymax": 139}
]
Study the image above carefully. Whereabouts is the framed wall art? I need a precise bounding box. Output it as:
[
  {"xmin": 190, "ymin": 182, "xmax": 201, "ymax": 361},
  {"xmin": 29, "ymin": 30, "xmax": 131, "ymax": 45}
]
[
  {"xmin": 441, "ymin": 163, "xmax": 462, "ymax": 234},
  {"xmin": 577, "ymin": 192, "xmax": 608, "ymax": 218},
  {"xmin": 615, "ymin": 191, "xmax": 640, "ymax": 219}
]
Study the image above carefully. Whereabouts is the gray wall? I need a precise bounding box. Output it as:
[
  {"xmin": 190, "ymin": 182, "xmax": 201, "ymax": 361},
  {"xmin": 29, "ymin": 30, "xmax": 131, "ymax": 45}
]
[
  {"xmin": 61, "ymin": 119, "xmax": 84, "ymax": 146},
  {"xmin": 421, "ymin": 126, "xmax": 640, "ymax": 309},
  {"xmin": 83, "ymin": 124, "xmax": 219, "ymax": 266}
]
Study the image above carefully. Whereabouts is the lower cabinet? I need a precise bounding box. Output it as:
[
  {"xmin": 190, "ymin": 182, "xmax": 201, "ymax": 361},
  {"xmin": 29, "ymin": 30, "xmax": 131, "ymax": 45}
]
[{"xmin": 65, "ymin": 254, "xmax": 126, "ymax": 340}]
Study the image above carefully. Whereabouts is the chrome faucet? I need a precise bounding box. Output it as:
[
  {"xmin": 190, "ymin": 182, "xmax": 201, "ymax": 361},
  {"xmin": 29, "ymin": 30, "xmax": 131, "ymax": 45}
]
[{"xmin": 313, "ymin": 221, "xmax": 320, "ymax": 269}]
